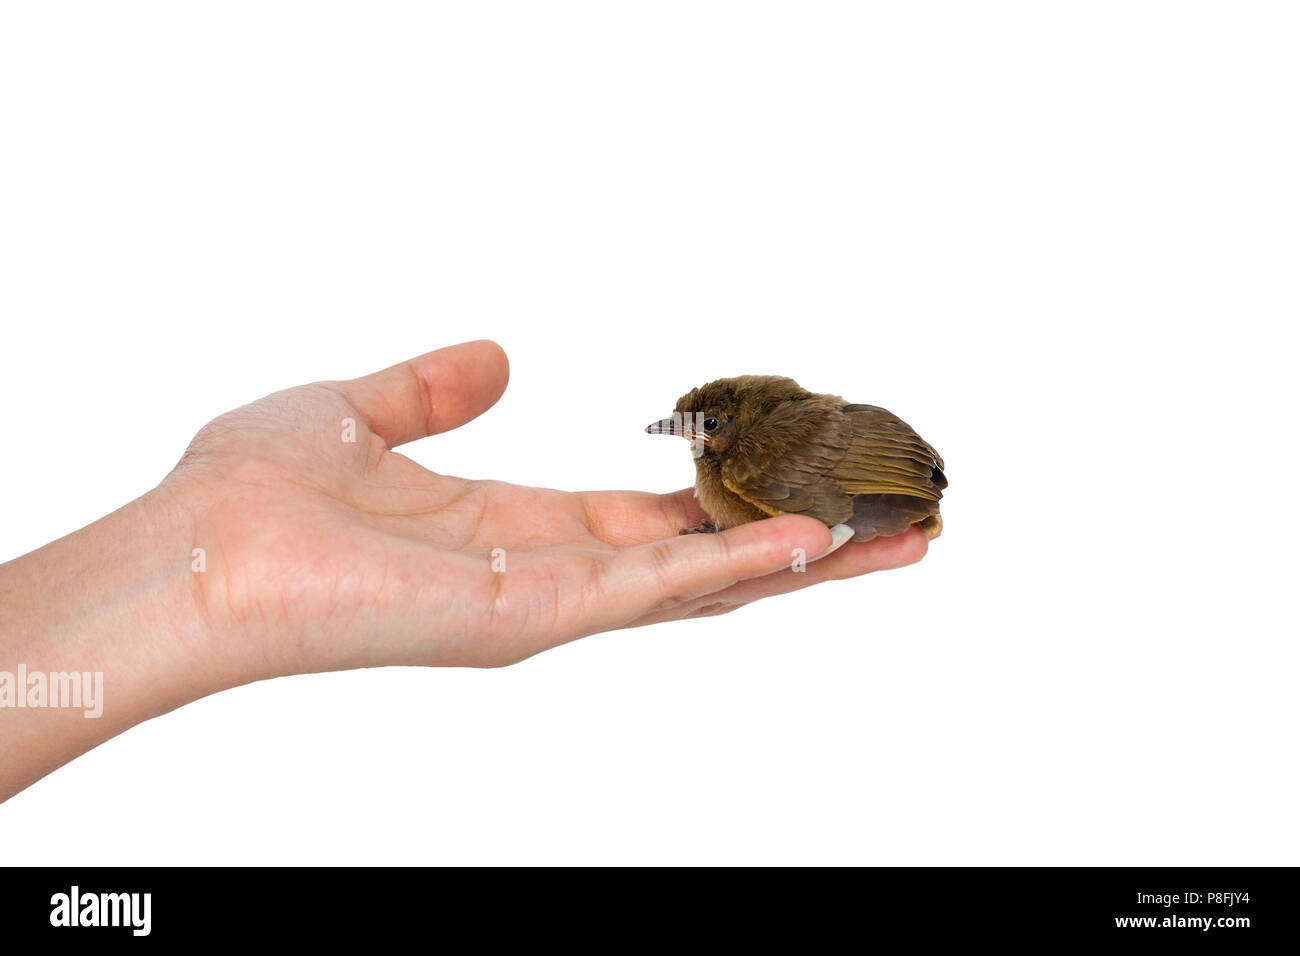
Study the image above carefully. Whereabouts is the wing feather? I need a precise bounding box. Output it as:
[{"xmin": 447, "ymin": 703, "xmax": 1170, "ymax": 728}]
[
  {"xmin": 721, "ymin": 408, "xmax": 855, "ymax": 526},
  {"xmin": 833, "ymin": 404, "xmax": 946, "ymax": 499},
  {"xmin": 719, "ymin": 399, "xmax": 945, "ymax": 526}
]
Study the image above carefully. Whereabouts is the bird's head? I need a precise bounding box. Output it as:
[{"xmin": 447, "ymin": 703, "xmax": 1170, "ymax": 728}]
[{"xmin": 645, "ymin": 375, "xmax": 815, "ymax": 460}]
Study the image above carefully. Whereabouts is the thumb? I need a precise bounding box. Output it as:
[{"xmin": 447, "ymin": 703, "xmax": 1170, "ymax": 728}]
[{"xmin": 337, "ymin": 340, "xmax": 510, "ymax": 447}]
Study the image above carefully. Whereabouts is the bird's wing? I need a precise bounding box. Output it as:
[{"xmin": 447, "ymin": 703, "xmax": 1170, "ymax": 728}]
[
  {"xmin": 830, "ymin": 404, "xmax": 947, "ymax": 500},
  {"xmin": 721, "ymin": 409, "xmax": 857, "ymax": 526}
]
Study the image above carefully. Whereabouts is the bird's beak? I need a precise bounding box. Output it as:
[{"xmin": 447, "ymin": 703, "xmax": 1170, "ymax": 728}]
[{"xmin": 645, "ymin": 415, "xmax": 695, "ymax": 440}]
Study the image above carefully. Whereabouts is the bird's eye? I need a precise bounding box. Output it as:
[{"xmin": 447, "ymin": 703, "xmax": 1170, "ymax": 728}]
[{"xmin": 703, "ymin": 418, "xmax": 719, "ymax": 431}]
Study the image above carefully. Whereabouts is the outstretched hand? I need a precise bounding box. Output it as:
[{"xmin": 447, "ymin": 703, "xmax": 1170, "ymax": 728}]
[
  {"xmin": 165, "ymin": 340, "xmax": 929, "ymax": 677},
  {"xmin": 0, "ymin": 340, "xmax": 928, "ymax": 800}
]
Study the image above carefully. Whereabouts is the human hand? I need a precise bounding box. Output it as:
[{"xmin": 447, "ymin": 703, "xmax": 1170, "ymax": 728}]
[
  {"xmin": 167, "ymin": 340, "xmax": 930, "ymax": 677},
  {"xmin": 0, "ymin": 340, "xmax": 928, "ymax": 798}
]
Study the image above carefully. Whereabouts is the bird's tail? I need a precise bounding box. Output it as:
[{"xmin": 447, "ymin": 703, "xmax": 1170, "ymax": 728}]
[{"xmin": 848, "ymin": 494, "xmax": 942, "ymax": 542}]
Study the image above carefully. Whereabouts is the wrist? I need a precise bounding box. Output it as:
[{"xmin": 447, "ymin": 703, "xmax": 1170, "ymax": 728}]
[{"xmin": 0, "ymin": 484, "xmax": 223, "ymax": 797}]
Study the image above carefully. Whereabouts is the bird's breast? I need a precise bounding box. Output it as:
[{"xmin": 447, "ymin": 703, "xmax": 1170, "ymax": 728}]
[{"xmin": 693, "ymin": 459, "xmax": 770, "ymax": 530}]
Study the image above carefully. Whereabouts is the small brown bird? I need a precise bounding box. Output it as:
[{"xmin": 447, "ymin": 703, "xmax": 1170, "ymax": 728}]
[{"xmin": 646, "ymin": 376, "xmax": 946, "ymax": 544}]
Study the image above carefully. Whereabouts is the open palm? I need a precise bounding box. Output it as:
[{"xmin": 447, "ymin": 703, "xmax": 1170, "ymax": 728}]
[{"xmin": 164, "ymin": 341, "xmax": 929, "ymax": 679}]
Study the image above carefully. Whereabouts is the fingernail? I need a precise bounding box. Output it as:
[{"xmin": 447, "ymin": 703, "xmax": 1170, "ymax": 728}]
[{"xmin": 812, "ymin": 523, "xmax": 855, "ymax": 561}]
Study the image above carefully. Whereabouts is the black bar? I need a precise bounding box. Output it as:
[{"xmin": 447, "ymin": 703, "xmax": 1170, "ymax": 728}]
[{"xmin": 0, "ymin": 867, "xmax": 1293, "ymax": 945}]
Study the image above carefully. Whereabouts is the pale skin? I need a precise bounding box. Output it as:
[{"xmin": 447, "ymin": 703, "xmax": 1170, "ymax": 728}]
[{"xmin": 0, "ymin": 340, "xmax": 929, "ymax": 800}]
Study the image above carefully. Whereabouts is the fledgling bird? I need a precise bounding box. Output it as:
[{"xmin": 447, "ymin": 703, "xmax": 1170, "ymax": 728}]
[{"xmin": 646, "ymin": 376, "xmax": 946, "ymax": 545}]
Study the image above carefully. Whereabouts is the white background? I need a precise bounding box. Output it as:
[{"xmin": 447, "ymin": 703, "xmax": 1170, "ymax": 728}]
[{"xmin": 1, "ymin": 2, "xmax": 1296, "ymax": 864}]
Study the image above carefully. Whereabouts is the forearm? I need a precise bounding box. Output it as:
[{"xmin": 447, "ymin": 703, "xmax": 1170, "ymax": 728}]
[{"xmin": 0, "ymin": 487, "xmax": 216, "ymax": 801}]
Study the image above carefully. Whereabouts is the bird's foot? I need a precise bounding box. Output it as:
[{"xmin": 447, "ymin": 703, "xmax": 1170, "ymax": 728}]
[{"xmin": 679, "ymin": 520, "xmax": 717, "ymax": 535}]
